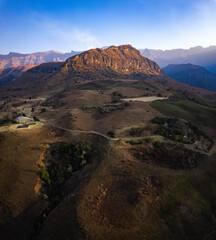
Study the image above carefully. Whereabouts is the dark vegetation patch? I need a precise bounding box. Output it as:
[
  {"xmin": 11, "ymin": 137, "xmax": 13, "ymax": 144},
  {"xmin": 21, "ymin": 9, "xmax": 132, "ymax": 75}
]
[
  {"xmin": 82, "ymin": 104, "xmax": 117, "ymax": 114},
  {"xmin": 41, "ymin": 93, "xmax": 66, "ymax": 108},
  {"xmin": 151, "ymin": 117, "xmax": 213, "ymax": 151},
  {"xmin": 32, "ymin": 141, "xmax": 92, "ymax": 237},
  {"xmin": 127, "ymin": 124, "xmax": 155, "ymax": 138},
  {"xmin": 126, "ymin": 138, "xmax": 153, "ymax": 145},
  {"xmin": 39, "ymin": 141, "xmax": 92, "ymax": 201},
  {"xmin": 111, "ymin": 91, "xmax": 123, "ymax": 103},
  {"xmin": 107, "ymin": 130, "xmax": 115, "ymax": 138}
]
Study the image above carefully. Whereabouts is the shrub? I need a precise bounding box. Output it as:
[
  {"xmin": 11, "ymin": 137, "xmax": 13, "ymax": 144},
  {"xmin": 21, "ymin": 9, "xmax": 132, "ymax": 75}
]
[
  {"xmin": 41, "ymin": 108, "xmax": 46, "ymax": 113},
  {"xmin": 33, "ymin": 116, "xmax": 39, "ymax": 121},
  {"xmin": 107, "ymin": 130, "xmax": 115, "ymax": 138},
  {"xmin": 40, "ymin": 165, "xmax": 50, "ymax": 184}
]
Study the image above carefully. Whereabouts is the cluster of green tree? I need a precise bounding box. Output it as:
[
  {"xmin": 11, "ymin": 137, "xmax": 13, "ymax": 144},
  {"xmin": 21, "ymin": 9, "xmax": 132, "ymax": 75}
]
[
  {"xmin": 39, "ymin": 141, "xmax": 92, "ymax": 202},
  {"xmin": 32, "ymin": 141, "xmax": 92, "ymax": 237},
  {"xmin": 83, "ymin": 104, "xmax": 117, "ymax": 114},
  {"xmin": 111, "ymin": 91, "xmax": 123, "ymax": 103},
  {"xmin": 151, "ymin": 117, "xmax": 202, "ymax": 144}
]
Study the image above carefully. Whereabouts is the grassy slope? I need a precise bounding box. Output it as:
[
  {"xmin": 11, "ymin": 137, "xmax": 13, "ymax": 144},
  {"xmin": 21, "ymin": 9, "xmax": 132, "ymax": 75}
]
[
  {"xmin": 150, "ymin": 100, "xmax": 216, "ymax": 130},
  {"xmin": 0, "ymin": 128, "xmax": 56, "ymax": 240}
]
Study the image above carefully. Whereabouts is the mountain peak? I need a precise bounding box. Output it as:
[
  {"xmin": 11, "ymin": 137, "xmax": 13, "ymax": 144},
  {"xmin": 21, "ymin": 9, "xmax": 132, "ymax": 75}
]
[{"xmin": 62, "ymin": 45, "xmax": 162, "ymax": 76}]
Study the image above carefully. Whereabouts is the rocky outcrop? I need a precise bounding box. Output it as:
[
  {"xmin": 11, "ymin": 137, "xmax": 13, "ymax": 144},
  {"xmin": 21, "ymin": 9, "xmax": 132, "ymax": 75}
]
[{"xmin": 62, "ymin": 45, "xmax": 162, "ymax": 76}]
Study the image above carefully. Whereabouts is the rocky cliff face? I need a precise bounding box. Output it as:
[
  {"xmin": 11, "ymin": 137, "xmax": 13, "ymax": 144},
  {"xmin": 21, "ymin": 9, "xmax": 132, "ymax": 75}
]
[{"xmin": 62, "ymin": 45, "xmax": 162, "ymax": 76}]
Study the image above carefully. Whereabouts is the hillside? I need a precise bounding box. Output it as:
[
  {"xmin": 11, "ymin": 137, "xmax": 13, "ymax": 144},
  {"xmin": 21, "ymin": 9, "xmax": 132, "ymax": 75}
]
[
  {"xmin": 163, "ymin": 64, "xmax": 216, "ymax": 91},
  {"xmin": 140, "ymin": 46, "xmax": 216, "ymax": 72},
  {"xmin": 0, "ymin": 50, "xmax": 81, "ymax": 69}
]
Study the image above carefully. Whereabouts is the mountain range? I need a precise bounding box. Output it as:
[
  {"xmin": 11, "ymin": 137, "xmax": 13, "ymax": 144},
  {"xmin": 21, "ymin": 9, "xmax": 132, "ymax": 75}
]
[
  {"xmin": 140, "ymin": 46, "xmax": 216, "ymax": 72},
  {"xmin": 1, "ymin": 45, "xmax": 215, "ymax": 101},
  {"xmin": 0, "ymin": 50, "xmax": 81, "ymax": 69},
  {"xmin": 1, "ymin": 45, "xmax": 216, "ymax": 72}
]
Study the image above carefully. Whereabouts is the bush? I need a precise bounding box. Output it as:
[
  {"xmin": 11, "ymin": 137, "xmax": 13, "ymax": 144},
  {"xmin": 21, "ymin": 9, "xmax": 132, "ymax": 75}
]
[
  {"xmin": 41, "ymin": 108, "xmax": 46, "ymax": 113},
  {"xmin": 107, "ymin": 130, "xmax": 115, "ymax": 138},
  {"xmin": 33, "ymin": 116, "xmax": 39, "ymax": 121}
]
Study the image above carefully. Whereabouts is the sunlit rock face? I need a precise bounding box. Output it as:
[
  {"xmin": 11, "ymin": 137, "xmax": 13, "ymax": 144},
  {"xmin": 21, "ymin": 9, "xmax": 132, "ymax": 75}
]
[{"xmin": 62, "ymin": 45, "xmax": 162, "ymax": 76}]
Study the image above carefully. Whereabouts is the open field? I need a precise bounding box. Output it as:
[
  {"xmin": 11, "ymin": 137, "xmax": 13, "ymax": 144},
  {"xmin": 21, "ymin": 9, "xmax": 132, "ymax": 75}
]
[{"xmin": 151, "ymin": 99, "xmax": 216, "ymax": 131}]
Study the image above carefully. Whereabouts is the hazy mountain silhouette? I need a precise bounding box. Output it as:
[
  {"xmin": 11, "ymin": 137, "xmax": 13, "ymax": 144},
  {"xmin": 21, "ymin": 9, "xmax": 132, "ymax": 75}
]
[
  {"xmin": 140, "ymin": 46, "xmax": 216, "ymax": 72},
  {"xmin": 0, "ymin": 65, "xmax": 38, "ymax": 86},
  {"xmin": 164, "ymin": 63, "xmax": 216, "ymax": 91},
  {"xmin": 0, "ymin": 50, "xmax": 81, "ymax": 69}
]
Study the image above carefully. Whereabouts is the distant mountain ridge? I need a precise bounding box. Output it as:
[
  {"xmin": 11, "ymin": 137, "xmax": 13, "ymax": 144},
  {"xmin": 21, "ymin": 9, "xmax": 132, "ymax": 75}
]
[
  {"xmin": 139, "ymin": 46, "xmax": 216, "ymax": 72},
  {"xmin": 0, "ymin": 65, "xmax": 38, "ymax": 86},
  {"xmin": 164, "ymin": 63, "xmax": 216, "ymax": 91},
  {"xmin": 0, "ymin": 50, "xmax": 81, "ymax": 69}
]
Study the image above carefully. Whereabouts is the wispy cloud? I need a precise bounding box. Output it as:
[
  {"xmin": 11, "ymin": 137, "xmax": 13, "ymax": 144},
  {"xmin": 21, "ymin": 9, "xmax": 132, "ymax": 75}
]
[{"xmin": 31, "ymin": 14, "xmax": 100, "ymax": 51}]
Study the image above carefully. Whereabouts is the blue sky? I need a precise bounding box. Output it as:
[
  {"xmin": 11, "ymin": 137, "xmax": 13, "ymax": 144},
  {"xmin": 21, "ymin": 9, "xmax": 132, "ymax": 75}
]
[{"xmin": 0, "ymin": 0, "xmax": 216, "ymax": 54}]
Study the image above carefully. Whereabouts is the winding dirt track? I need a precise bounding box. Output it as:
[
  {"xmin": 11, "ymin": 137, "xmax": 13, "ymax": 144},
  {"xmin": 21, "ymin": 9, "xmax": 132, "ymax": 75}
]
[
  {"xmin": 47, "ymin": 121, "xmax": 214, "ymax": 155},
  {"xmin": 47, "ymin": 121, "xmax": 120, "ymax": 141}
]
